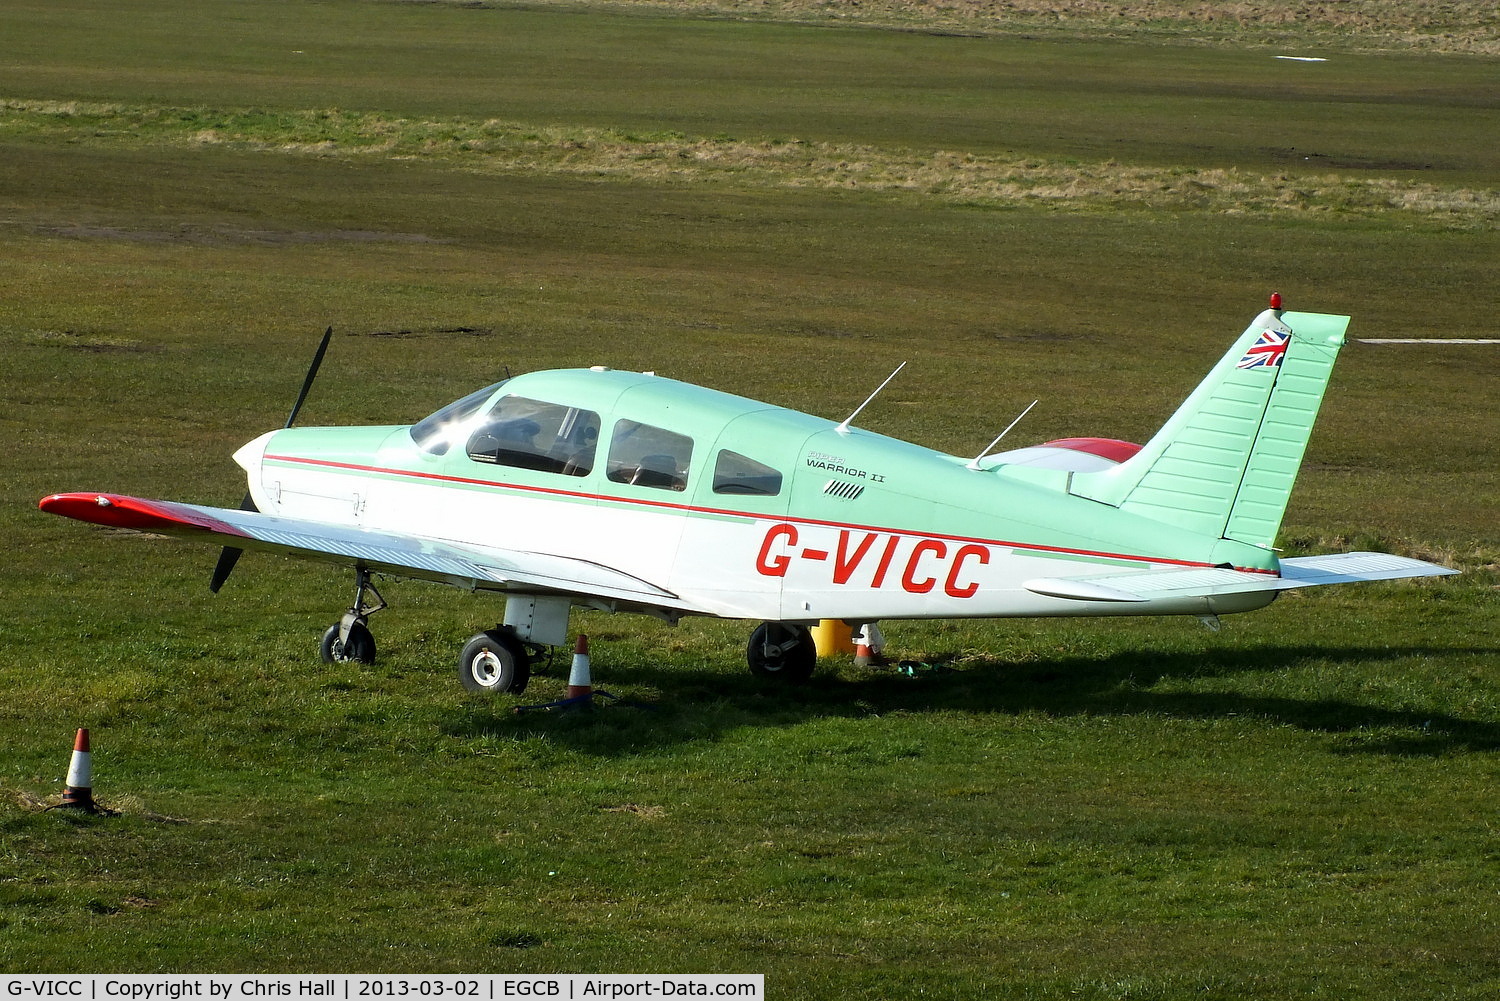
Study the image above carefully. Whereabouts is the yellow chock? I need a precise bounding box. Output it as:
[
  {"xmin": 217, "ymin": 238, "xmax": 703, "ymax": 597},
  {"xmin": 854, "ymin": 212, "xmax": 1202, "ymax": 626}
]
[{"xmin": 812, "ymin": 619, "xmax": 855, "ymax": 658}]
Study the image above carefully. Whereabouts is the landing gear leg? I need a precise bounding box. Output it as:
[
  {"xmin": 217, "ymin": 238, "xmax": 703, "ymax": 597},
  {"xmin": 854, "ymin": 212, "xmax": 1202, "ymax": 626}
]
[
  {"xmin": 746, "ymin": 622, "xmax": 816, "ymax": 684},
  {"xmin": 320, "ymin": 568, "xmax": 385, "ymax": 665}
]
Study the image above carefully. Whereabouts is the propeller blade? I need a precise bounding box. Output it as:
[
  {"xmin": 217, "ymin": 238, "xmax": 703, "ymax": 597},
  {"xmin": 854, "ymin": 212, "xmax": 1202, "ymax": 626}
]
[
  {"xmin": 213, "ymin": 327, "xmax": 329, "ymax": 592},
  {"xmin": 209, "ymin": 546, "xmax": 243, "ymax": 594},
  {"xmin": 285, "ymin": 326, "xmax": 333, "ymax": 429},
  {"xmin": 209, "ymin": 491, "xmax": 260, "ymax": 593}
]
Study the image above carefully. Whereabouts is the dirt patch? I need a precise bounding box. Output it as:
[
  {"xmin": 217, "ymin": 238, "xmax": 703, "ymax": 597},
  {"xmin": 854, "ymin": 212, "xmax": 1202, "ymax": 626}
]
[
  {"xmin": 984, "ymin": 326, "xmax": 1091, "ymax": 343},
  {"xmin": 601, "ymin": 803, "xmax": 667, "ymax": 818},
  {"xmin": 1266, "ymin": 148, "xmax": 1444, "ymax": 172},
  {"xmin": 361, "ymin": 326, "xmax": 494, "ymax": 338},
  {"xmin": 32, "ymin": 222, "xmax": 445, "ymax": 247},
  {"xmin": 30, "ymin": 330, "xmax": 162, "ymax": 354}
]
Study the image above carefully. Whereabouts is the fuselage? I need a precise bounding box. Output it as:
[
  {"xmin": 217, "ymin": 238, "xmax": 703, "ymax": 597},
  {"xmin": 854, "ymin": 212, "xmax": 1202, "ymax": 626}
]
[{"xmin": 235, "ymin": 368, "xmax": 1279, "ymax": 623}]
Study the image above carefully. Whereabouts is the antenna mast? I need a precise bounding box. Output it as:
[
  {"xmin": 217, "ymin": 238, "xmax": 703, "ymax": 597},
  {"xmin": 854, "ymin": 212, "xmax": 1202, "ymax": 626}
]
[
  {"xmin": 967, "ymin": 399, "xmax": 1038, "ymax": 470},
  {"xmin": 837, "ymin": 362, "xmax": 906, "ymax": 435}
]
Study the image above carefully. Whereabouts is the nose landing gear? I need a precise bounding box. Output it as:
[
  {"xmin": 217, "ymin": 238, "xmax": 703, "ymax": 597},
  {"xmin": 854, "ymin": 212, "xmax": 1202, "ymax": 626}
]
[
  {"xmin": 320, "ymin": 568, "xmax": 385, "ymax": 665},
  {"xmin": 316, "ymin": 583, "xmax": 566, "ymax": 696}
]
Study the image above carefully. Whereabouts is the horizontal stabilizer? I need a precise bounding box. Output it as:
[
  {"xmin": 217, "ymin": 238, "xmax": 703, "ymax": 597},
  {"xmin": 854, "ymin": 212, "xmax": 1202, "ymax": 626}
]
[
  {"xmin": 1276, "ymin": 551, "xmax": 1461, "ymax": 586},
  {"xmin": 1025, "ymin": 551, "xmax": 1456, "ymax": 604}
]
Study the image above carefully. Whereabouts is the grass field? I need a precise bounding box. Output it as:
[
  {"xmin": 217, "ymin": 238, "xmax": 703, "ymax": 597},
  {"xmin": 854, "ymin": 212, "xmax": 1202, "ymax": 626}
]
[{"xmin": 2, "ymin": 1, "xmax": 1498, "ymax": 996}]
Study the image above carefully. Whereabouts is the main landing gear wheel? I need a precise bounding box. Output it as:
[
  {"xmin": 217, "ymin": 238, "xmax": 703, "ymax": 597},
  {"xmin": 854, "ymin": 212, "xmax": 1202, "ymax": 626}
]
[
  {"xmin": 321, "ymin": 621, "xmax": 376, "ymax": 664},
  {"xmin": 459, "ymin": 629, "xmax": 532, "ymax": 695},
  {"xmin": 747, "ymin": 622, "xmax": 816, "ymax": 684}
]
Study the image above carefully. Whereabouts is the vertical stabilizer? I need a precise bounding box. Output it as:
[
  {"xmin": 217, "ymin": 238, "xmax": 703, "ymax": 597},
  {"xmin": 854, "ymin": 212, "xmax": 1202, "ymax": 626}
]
[{"xmin": 1068, "ymin": 307, "xmax": 1348, "ymax": 550}]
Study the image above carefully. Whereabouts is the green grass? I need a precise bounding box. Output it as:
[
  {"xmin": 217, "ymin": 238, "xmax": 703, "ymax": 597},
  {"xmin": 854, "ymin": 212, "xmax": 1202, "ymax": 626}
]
[
  {"xmin": 2, "ymin": 1, "xmax": 1498, "ymax": 995},
  {"xmin": 3, "ymin": 598, "xmax": 1497, "ymax": 990}
]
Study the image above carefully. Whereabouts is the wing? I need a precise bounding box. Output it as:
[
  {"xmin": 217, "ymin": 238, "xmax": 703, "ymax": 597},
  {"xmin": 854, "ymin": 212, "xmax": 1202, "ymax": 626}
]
[
  {"xmin": 1023, "ymin": 551, "xmax": 1458, "ymax": 604},
  {"xmin": 39, "ymin": 492, "xmax": 687, "ymax": 612}
]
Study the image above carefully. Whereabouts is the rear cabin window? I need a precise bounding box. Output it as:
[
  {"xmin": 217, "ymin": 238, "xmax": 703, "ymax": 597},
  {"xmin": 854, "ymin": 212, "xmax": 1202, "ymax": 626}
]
[
  {"xmin": 606, "ymin": 420, "xmax": 694, "ymax": 491},
  {"xmin": 712, "ymin": 450, "xmax": 783, "ymax": 497},
  {"xmin": 466, "ymin": 396, "xmax": 601, "ymax": 476}
]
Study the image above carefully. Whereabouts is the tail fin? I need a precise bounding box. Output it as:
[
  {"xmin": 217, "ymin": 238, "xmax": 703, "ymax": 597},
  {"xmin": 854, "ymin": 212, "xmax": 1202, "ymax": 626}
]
[{"xmin": 1068, "ymin": 305, "xmax": 1348, "ymax": 551}]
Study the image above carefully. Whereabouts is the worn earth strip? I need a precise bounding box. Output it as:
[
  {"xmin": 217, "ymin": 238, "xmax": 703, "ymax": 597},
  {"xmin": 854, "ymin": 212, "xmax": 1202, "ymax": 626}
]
[
  {"xmin": 4, "ymin": 101, "xmax": 1496, "ymax": 230},
  {"xmin": 477, "ymin": 0, "xmax": 1500, "ymax": 56}
]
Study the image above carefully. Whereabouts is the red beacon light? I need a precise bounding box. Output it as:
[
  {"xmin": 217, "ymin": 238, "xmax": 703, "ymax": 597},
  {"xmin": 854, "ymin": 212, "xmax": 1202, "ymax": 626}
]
[{"xmin": 1269, "ymin": 291, "xmax": 1284, "ymax": 311}]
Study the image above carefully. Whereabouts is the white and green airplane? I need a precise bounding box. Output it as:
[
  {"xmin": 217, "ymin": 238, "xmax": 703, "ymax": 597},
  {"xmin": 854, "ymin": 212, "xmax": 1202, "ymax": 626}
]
[{"xmin": 41, "ymin": 297, "xmax": 1455, "ymax": 694}]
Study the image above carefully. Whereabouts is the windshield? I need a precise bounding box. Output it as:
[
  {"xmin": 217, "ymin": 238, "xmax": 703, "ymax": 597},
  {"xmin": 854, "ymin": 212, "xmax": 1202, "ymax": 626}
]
[{"xmin": 409, "ymin": 381, "xmax": 507, "ymax": 455}]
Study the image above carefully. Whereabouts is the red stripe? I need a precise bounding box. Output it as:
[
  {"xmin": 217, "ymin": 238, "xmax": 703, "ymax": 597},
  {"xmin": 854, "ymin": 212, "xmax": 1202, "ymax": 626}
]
[{"xmin": 266, "ymin": 454, "xmax": 1277, "ymax": 576}]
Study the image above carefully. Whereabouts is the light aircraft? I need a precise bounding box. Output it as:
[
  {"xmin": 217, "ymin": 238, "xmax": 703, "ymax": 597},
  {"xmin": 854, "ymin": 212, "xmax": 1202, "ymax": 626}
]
[{"xmin": 41, "ymin": 296, "xmax": 1456, "ymax": 694}]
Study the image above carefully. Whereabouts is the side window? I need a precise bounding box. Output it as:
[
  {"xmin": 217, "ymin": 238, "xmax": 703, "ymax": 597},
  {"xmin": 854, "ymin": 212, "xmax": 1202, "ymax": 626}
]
[
  {"xmin": 713, "ymin": 450, "xmax": 783, "ymax": 496},
  {"xmin": 466, "ymin": 396, "xmax": 600, "ymax": 476},
  {"xmin": 606, "ymin": 420, "xmax": 694, "ymax": 491}
]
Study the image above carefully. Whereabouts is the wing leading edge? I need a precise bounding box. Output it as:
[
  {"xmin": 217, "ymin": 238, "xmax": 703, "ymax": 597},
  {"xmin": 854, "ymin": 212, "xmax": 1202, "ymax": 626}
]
[{"xmin": 38, "ymin": 492, "xmax": 685, "ymax": 610}]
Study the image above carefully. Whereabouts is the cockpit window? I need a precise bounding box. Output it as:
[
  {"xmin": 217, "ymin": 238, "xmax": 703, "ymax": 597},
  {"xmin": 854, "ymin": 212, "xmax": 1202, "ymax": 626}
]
[
  {"xmin": 606, "ymin": 420, "xmax": 693, "ymax": 491},
  {"xmin": 713, "ymin": 450, "xmax": 783, "ymax": 496},
  {"xmin": 466, "ymin": 396, "xmax": 601, "ymax": 476},
  {"xmin": 410, "ymin": 382, "xmax": 507, "ymax": 455}
]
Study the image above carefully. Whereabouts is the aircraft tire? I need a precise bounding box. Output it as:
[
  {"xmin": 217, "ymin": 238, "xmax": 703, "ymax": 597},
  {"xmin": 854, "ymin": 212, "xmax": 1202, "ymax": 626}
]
[
  {"xmin": 321, "ymin": 621, "xmax": 376, "ymax": 665},
  {"xmin": 458, "ymin": 630, "xmax": 531, "ymax": 695},
  {"xmin": 746, "ymin": 622, "xmax": 816, "ymax": 684}
]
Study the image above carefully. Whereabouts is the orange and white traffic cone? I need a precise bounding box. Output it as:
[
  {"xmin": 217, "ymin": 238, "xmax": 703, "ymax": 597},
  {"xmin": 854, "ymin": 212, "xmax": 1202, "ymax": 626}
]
[
  {"xmin": 61, "ymin": 728, "xmax": 96, "ymax": 812},
  {"xmin": 565, "ymin": 635, "xmax": 593, "ymax": 701},
  {"xmin": 854, "ymin": 624, "xmax": 888, "ymax": 668}
]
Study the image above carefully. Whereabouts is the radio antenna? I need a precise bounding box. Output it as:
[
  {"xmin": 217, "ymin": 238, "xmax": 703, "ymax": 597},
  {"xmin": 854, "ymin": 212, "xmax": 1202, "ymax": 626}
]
[
  {"xmin": 967, "ymin": 399, "xmax": 1038, "ymax": 470},
  {"xmin": 837, "ymin": 362, "xmax": 906, "ymax": 435}
]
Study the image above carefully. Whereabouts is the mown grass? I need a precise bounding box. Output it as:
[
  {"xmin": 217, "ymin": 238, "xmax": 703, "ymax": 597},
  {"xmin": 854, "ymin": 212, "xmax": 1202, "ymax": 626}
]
[{"xmin": 2, "ymin": 0, "xmax": 1498, "ymax": 996}]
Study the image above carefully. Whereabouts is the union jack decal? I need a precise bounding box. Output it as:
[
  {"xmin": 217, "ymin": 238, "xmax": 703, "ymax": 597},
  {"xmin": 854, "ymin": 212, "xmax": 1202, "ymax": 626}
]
[{"xmin": 1237, "ymin": 328, "xmax": 1290, "ymax": 369}]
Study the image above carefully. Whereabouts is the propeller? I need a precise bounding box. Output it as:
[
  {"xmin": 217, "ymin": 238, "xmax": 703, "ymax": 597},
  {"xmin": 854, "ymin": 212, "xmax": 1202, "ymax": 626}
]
[
  {"xmin": 285, "ymin": 325, "xmax": 334, "ymax": 431},
  {"xmin": 210, "ymin": 327, "xmax": 334, "ymax": 593}
]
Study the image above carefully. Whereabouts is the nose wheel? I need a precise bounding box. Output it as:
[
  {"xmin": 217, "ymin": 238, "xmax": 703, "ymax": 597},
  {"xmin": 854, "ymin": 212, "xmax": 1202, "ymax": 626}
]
[
  {"xmin": 321, "ymin": 620, "xmax": 376, "ymax": 664},
  {"xmin": 320, "ymin": 569, "xmax": 385, "ymax": 665}
]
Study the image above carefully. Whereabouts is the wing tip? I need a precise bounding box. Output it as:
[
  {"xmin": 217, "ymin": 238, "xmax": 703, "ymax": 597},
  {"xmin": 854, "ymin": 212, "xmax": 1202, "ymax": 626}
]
[{"xmin": 40, "ymin": 492, "xmax": 250, "ymax": 538}]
